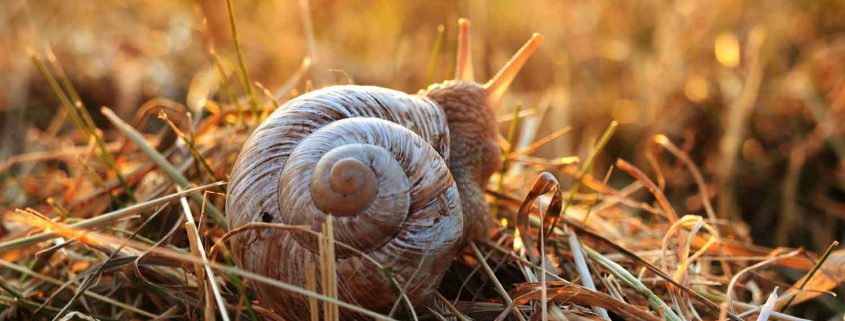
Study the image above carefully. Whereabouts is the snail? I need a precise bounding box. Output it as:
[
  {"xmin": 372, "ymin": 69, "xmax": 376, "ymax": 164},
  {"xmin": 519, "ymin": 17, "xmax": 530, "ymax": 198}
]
[{"xmin": 225, "ymin": 19, "xmax": 542, "ymax": 320}]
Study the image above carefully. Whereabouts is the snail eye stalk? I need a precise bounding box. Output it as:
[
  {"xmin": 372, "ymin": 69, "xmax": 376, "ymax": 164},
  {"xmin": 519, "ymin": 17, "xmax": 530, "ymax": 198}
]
[
  {"xmin": 485, "ymin": 33, "xmax": 544, "ymax": 109},
  {"xmin": 454, "ymin": 18, "xmax": 475, "ymax": 82}
]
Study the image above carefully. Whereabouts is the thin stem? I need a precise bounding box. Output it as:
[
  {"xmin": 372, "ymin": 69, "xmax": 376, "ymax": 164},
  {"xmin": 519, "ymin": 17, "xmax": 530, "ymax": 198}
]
[
  {"xmin": 225, "ymin": 0, "xmax": 259, "ymax": 122},
  {"xmin": 780, "ymin": 241, "xmax": 840, "ymax": 312}
]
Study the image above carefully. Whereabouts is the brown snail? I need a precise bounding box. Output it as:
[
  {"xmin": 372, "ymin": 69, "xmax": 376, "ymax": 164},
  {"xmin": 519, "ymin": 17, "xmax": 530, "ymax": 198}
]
[{"xmin": 226, "ymin": 19, "xmax": 542, "ymax": 319}]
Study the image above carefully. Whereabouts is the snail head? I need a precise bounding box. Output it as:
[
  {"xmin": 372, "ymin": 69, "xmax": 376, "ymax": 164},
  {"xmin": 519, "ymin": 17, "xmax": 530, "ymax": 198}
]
[{"xmin": 424, "ymin": 18, "xmax": 542, "ymax": 239}]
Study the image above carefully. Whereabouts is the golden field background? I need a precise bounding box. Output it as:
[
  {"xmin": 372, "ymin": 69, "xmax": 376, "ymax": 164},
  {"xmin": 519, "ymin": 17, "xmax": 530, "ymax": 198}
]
[{"xmin": 2, "ymin": 0, "xmax": 845, "ymax": 275}]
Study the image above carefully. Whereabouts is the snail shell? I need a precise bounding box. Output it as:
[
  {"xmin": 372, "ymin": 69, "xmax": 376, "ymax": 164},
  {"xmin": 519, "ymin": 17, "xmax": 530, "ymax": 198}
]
[
  {"xmin": 226, "ymin": 86, "xmax": 463, "ymax": 318},
  {"xmin": 225, "ymin": 19, "xmax": 542, "ymax": 320}
]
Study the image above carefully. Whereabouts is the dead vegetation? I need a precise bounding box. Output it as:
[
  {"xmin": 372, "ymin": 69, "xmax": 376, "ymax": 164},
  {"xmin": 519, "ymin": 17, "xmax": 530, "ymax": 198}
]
[{"xmin": 1, "ymin": 0, "xmax": 845, "ymax": 320}]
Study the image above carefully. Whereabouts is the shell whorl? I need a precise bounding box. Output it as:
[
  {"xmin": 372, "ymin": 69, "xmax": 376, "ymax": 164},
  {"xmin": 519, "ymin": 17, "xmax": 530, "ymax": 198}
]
[
  {"xmin": 279, "ymin": 118, "xmax": 455, "ymax": 256},
  {"xmin": 225, "ymin": 85, "xmax": 463, "ymax": 319},
  {"xmin": 310, "ymin": 148, "xmax": 382, "ymax": 216}
]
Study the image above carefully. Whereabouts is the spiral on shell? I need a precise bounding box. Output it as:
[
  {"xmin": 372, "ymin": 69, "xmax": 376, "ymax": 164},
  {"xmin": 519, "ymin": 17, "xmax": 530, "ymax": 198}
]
[{"xmin": 226, "ymin": 86, "xmax": 463, "ymax": 319}]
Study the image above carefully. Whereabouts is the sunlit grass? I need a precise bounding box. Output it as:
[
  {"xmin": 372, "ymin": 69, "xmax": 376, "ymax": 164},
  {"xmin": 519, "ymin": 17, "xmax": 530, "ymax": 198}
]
[{"xmin": 1, "ymin": 1, "xmax": 844, "ymax": 320}]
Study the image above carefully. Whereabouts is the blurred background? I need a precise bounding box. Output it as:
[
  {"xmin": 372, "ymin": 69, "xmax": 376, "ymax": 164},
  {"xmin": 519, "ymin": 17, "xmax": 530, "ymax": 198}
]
[{"xmin": 2, "ymin": 0, "xmax": 845, "ymax": 252}]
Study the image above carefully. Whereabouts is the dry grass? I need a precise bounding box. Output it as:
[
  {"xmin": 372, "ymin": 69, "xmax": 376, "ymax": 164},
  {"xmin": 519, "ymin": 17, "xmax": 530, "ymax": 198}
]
[{"xmin": 1, "ymin": 0, "xmax": 845, "ymax": 320}]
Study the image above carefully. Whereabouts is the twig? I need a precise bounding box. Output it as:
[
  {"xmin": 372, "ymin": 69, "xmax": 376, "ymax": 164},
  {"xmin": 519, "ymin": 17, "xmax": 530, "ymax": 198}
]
[
  {"xmin": 0, "ymin": 260, "xmax": 156, "ymax": 318},
  {"xmin": 0, "ymin": 182, "xmax": 223, "ymax": 253},
  {"xmin": 566, "ymin": 226, "xmax": 611, "ymax": 320},
  {"xmin": 780, "ymin": 241, "xmax": 839, "ymax": 311},
  {"xmin": 615, "ymin": 158, "xmax": 679, "ymax": 223},
  {"xmin": 100, "ymin": 107, "xmax": 227, "ymax": 229},
  {"xmin": 757, "ymin": 288, "xmax": 779, "ymax": 321},
  {"xmin": 585, "ymin": 246, "xmax": 683, "ymax": 321},
  {"xmin": 653, "ymin": 135, "xmax": 734, "ymax": 277},
  {"xmin": 425, "ymin": 25, "xmax": 446, "ymax": 87},
  {"xmin": 433, "ymin": 292, "xmax": 470, "ymax": 321},
  {"xmin": 717, "ymin": 27, "xmax": 766, "ymax": 220},
  {"xmin": 469, "ymin": 241, "xmax": 528, "ymax": 321},
  {"xmin": 562, "ymin": 121, "xmax": 618, "ymax": 222},
  {"xmin": 9, "ymin": 216, "xmax": 398, "ymax": 321},
  {"xmin": 224, "ymin": 0, "xmax": 259, "ymax": 121},
  {"xmin": 179, "ymin": 190, "xmax": 231, "ymax": 321},
  {"xmin": 725, "ymin": 249, "xmax": 802, "ymax": 313}
]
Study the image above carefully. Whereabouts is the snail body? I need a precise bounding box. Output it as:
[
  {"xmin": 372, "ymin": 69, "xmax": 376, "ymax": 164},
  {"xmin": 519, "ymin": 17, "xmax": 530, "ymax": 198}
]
[{"xmin": 226, "ymin": 20, "xmax": 542, "ymax": 320}]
